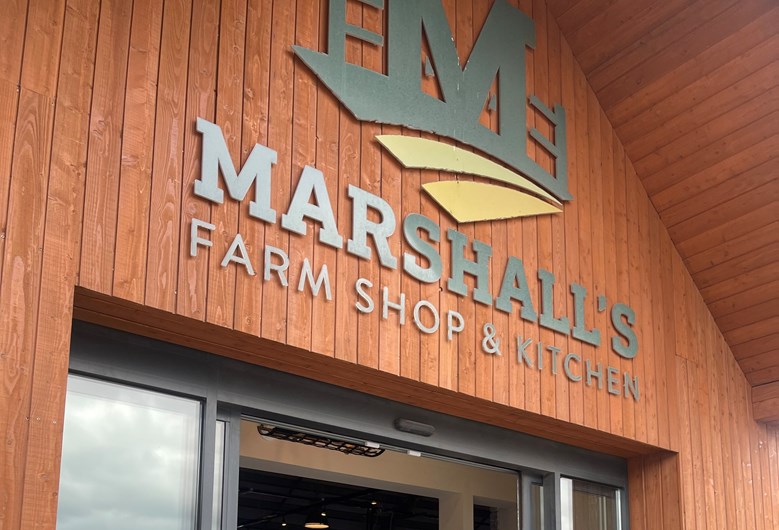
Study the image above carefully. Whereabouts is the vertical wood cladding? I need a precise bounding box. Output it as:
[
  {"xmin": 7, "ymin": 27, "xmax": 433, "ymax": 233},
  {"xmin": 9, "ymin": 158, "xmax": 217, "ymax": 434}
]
[{"xmin": 0, "ymin": 0, "xmax": 776, "ymax": 528}]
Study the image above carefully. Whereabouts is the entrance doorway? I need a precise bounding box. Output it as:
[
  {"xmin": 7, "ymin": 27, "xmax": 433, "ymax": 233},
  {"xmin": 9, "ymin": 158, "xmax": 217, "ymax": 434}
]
[
  {"xmin": 237, "ymin": 419, "xmax": 518, "ymax": 530},
  {"xmin": 59, "ymin": 322, "xmax": 629, "ymax": 530}
]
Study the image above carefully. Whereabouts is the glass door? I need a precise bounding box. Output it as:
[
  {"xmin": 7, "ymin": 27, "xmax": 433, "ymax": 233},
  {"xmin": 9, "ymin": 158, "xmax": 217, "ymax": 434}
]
[{"xmin": 234, "ymin": 418, "xmax": 520, "ymax": 530}]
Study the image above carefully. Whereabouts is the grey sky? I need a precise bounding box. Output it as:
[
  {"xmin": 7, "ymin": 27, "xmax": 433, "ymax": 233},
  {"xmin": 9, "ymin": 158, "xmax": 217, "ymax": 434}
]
[{"xmin": 56, "ymin": 376, "xmax": 201, "ymax": 530}]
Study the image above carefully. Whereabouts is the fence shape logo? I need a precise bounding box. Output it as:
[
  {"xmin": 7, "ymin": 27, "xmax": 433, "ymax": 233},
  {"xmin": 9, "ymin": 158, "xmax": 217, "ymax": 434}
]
[{"xmin": 293, "ymin": 0, "xmax": 571, "ymax": 222}]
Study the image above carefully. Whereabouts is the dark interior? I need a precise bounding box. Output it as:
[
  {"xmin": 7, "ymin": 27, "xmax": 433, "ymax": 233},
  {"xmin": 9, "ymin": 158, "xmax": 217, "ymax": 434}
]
[{"xmin": 237, "ymin": 467, "xmax": 498, "ymax": 530}]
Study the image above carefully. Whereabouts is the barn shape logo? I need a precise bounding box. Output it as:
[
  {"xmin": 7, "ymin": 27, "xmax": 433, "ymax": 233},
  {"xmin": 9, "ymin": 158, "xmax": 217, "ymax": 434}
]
[{"xmin": 293, "ymin": 0, "xmax": 571, "ymax": 223}]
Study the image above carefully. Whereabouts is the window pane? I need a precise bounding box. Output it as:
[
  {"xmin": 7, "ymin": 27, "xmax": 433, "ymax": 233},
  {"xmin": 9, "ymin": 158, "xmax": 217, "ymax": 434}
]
[
  {"xmin": 56, "ymin": 375, "xmax": 201, "ymax": 530},
  {"xmin": 561, "ymin": 477, "xmax": 620, "ymax": 530},
  {"xmin": 529, "ymin": 483, "xmax": 544, "ymax": 530},
  {"xmin": 212, "ymin": 420, "xmax": 226, "ymax": 530}
]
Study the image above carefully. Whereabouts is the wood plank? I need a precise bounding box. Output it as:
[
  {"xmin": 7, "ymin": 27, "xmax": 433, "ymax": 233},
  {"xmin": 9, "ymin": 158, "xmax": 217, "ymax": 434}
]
[
  {"xmin": 20, "ymin": 1, "xmax": 99, "ymax": 525},
  {"xmin": 588, "ymin": 95, "xmax": 609, "ymax": 433},
  {"xmin": 624, "ymin": 62, "xmax": 779, "ymax": 160},
  {"xmin": 709, "ymin": 280, "xmax": 779, "ymax": 318},
  {"xmin": 587, "ymin": 0, "xmax": 740, "ymax": 93},
  {"xmin": 0, "ymin": 80, "xmax": 20, "ymax": 285},
  {"xmin": 676, "ymin": 203, "xmax": 777, "ymax": 258},
  {"xmin": 728, "ymin": 354, "xmax": 749, "ymax": 528},
  {"xmin": 717, "ymin": 299, "xmax": 779, "ymax": 333},
  {"xmin": 670, "ymin": 186, "xmax": 779, "ymax": 253},
  {"xmin": 560, "ymin": 36, "xmax": 581, "ymax": 425},
  {"xmin": 685, "ymin": 222, "xmax": 777, "ymax": 277},
  {"xmin": 176, "ymin": 0, "xmax": 220, "ymax": 320},
  {"xmin": 234, "ymin": 0, "xmax": 272, "ymax": 337},
  {"xmin": 650, "ymin": 210, "xmax": 670, "ymax": 449},
  {"xmin": 638, "ymin": 191, "xmax": 658, "ymax": 447},
  {"xmin": 573, "ymin": 63, "xmax": 594, "ymax": 426},
  {"xmin": 660, "ymin": 454, "xmax": 684, "ymax": 530},
  {"xmin": 456, "ymin": 0, "xmax": 476, "ymax": 399},
  {"xmin": 671, "ymin": 253, "xmax": 692, "ymax": 361},
  {"xmin": 287, "ymin": 0, "xmax": 321, "ymax": 352},
  {"xmin": 574, "ymin": 0, "xmax": 687, "ymax": 74},
  {"xmin": 661, "ymin": 234, "xmax": 681, "ymax": 450},
  {"xmin": 737, "ymin": 369, "xmax": 758, "ymax": 530},
  {"xmin": 592, "ymin": 0, "xmax": 772, "ymax": 105},
  {"xmin": 753, "ymin": 383, "xmax": 779, "ymax": 423},
  {"xmin": 676, "ymin": 358, "xmax": 697, "ymax": 530},
  {"xmin": 642, "ymin": 454, "xmax": 664, "ymax": 528},
  {"xmin": 704, "ymin": 326, "xmax": 724, "ymax": 530},
  {"xmin": 724, "ymin": 316, "xmax": 779, "ymax": 346},
  {"xmin": 378, "ymin": 120, "xmax": 402, "ymax": 374},
  {"xmin": 546, "ymin": 0, "xmax": 585, "ymax": 18},
  {"xmin": 652, "ymin": 134, "xmax": 779, "ymax": 214},
  {"xmin": 261, "ymin": 0, "xmax": 297, "ymax": 343},
  {"xmin": 614, "ymin": 136, "xmax": 635, "ymax": 438},
  {"xmin": 628, "ymin": 457, "xmax": 647, "ymax": 530},
  {"xmin": 663, "ymin": 161, "xmax": 777, "ymax": 233},
  {"xmin": 770, "ymin": 427, "xmax": 779, "ymax": 524},
  {"xmin": 113, "ymin": 0, "xmax": 164, "ymax": 303},
  {"xmin": 555, "ymin": 0, "xmax": 616, "ymax": 35},
  {"xmin": 715, "ymin": 337, "xmax": 738, "ymax": 529},
  {"xmin": 749, "ymin": 418, "xmax": 767, "ymax": 530},
  {"xmin": 745, "ymin": 368, "xmax": 779, "ymax": 389},
  {"xmin": 548, "ymin": 4, "xmax": 569, "ymax": 421},
  {"xmin": 400, "ymin": 130, "xmax": 426, "ymax": 380},
  {"xmin": 503, "ymin": 0, "xmax": 523, "ymax": 405},
  {"xmin": 19, "ymin": 0, "xmax": 66, "ymax": 96},
  {"xmin": 601, "ymin": 110, "xmax": 621, "ymax": 436},
  {"xmin": 377, "ymin": 0, "xmax": 401, "ymax": 376},
  {"xmin": 310, "ymin": 0, "xmax": 339, "ymax": 358},
  {"xmin": 433, "ymin": 0, "xmax": 455, "ymax": 391},
  {"xmin": 357, "ymin": 2, "xmax": 383, "ymax": 371},
  {"xmin": 79, "ymin": 0, "xmax": 133, "ymax": 293},
  {"xmin": 534, "ymin": 0, "xmax": 554, "ymax": 417},
  {"xmin": 624, "ymin": 160, "xmax": 650, "ymax": 442},
  {"xmin": 753, "ymin": 399, "xmax": 779, "ymax": 423},
  {"xmin": 753, "ymin": 381, "xmax": 779, "ymax": 403},
  {"xmin": 0, "ymin": 0, "xmax": 28, "ymax": 85},
  {"xmin": 203, "ymin": 0, "xmax": 245, "ymax": 329},
  {"xmin": 694, "ymin": 243, "xmax": 779, "ymax": 290},
  {"xmin": 475, "ymin": 0, "xmax": 495, "ymax": 401},
  {"xmin": 737, "ymin": 340, "xmax": 779, "ymax": 367},
  {"xmin": 700, "ymin": 263, "xmax": 778, "ymax": 304},
  {"xmin": 145, "ymin": 0, "xmax": 193, "ymax": 312},
  {"xmin": 0, "ymin": 88, "xmax": 55, "ymax": 530},
  {"xmin": 641, "ymin": 111, "xmax": 777, "ymax": 196},
  {"xmin": 756, "ymin": 425, "xmax": 775, "ymax": 529},
  {"xmin": 635, "ymin": 86, "xmax": 779, "ymax": 179},
  {"xmin": 607, "ymin": 18, "xmax": 778, "ymax": 130},
  {"xmin": 333, "ymin": 0, "xmax": 361, "ymax": 364},
  {"xmin": 688, "ymin": 360, "xmax": 709, "ymax": 529}
]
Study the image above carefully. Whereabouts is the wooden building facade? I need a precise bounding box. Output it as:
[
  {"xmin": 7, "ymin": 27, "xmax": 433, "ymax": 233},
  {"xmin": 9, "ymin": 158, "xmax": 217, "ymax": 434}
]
[{"xmin": 0, "ymin": 0, "xmax": 776, "ymax": 528}]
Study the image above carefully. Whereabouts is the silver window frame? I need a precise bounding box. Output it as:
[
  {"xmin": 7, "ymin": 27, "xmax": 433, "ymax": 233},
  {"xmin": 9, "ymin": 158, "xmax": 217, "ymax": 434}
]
[{"xmin": 68, "ymin": 320, "xmax": 630, "ymax": 530}]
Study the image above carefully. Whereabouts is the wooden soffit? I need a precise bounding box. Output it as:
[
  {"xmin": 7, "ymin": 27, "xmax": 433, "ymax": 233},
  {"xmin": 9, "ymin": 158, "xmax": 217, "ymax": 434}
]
[{"xmin": 546, "ymin": 0, "xmax": 778, "ymax": 421}]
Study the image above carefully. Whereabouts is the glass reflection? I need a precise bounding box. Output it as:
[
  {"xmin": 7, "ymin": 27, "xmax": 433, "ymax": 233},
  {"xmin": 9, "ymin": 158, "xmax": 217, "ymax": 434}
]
[
  {"xmin": 212, "ymin": 420, "xmax": 226, "ymax": 530},
  {"xmin": 529, "ymin": 483, "xmax": 544, "ymax": 530},
  {"xmin": 561, "ymin": 477, "xmax": 620, "ymax": 530},
  {"xmin": 56, "ymin": 375, "xmax": 201, "ymax": 530}
]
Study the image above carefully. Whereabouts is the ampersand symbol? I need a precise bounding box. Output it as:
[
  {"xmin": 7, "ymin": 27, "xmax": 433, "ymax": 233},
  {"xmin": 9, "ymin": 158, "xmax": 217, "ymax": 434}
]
[{"xmin": 482, "ymin": 323, "xmax": 501, "ymax": 355}]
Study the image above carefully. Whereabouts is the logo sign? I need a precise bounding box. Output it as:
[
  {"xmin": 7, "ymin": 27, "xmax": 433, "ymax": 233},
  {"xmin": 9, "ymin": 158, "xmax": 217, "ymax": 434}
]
[
  {"xmin": 293, "ymin": 0, "xmax": 570, "ymax": 223},
  {"xmin": 187, "ymin": 0, "xmax": 641, "ymax": 401}
]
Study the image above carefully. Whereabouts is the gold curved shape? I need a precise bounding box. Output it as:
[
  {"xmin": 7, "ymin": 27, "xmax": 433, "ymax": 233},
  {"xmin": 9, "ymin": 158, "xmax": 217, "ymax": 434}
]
[
  {"xmin": 423, "ymin": 181, "xmax": 562, "ymax": 223},
  {"xmin": 376, "ymin": 134, "xmax": 561, "ymax": 206}
]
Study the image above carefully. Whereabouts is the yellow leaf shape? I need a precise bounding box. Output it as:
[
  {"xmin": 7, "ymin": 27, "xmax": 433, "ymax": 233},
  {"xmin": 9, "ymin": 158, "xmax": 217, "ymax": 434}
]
[
  {"xmin": 423, "ymin": 181, "xmax": 562, "ymax": 223},
  {"xmin": 377, "ymin": 134, "xmax": 561, "ymax": 206}
]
